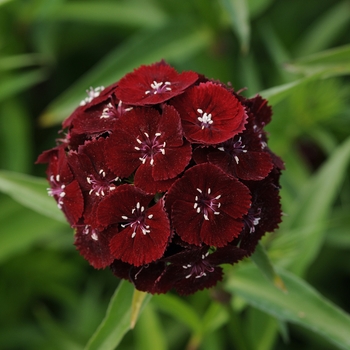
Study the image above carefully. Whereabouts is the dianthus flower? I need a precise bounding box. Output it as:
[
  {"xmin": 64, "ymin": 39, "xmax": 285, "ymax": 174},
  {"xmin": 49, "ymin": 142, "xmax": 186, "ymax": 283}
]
[{"xmin": 37, "ymin": 61, "xmax": 284, "ymax": 295}]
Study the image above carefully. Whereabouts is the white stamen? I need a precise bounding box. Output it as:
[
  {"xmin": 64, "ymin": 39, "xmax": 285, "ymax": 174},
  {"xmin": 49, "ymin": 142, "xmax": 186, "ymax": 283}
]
[
  {"xmin": 234, "ymin": 156, "xmax": 239, "ymax": 164},
  {"xmin": 91, "ymin": 233, "xmax": 98, "ymax": 241},
  {"xmin": 121, "ymin": 215, "xmax": 128, "ymax": 220},
  {"xmin": 148, "ymin": 214, "xmax": 153, "ymax": 219},
  {"xmin": 204, "ymin": 213, "xmax": 209, "ymax": 221}
]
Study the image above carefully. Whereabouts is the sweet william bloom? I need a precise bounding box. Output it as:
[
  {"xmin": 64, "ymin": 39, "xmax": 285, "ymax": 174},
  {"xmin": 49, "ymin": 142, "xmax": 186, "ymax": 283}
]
[
  {"xmin": 116, "ymin": 60, "xmax": 198, "ymax": 105},
  {"xmin": 74, "ymin": 224, "xmax": 115, "ymax": 269},
  {"xmin": 96, "ymin": 184, "xmax": 171, "ymax": 266},
  {"xmin": 165, "ymin": 163, "xmax": 251, "ymax": 247},
  {"xmin": 67, "ymin": 138, "xmax": 120, "ymax": 227},
  {"xmin": 38, "ymin": 60, "xmax": 284, "ymax": 295},
  {"xmin": 37, "ymin": 147, "xmax": 84, "ymax": 225},
  {"xmin": 171, "ymin": 82, "xmax": 247, "ymax": 145},
  {"xmin": 105, "ymin": 104, "xmax": 192, "ymax": 194}
]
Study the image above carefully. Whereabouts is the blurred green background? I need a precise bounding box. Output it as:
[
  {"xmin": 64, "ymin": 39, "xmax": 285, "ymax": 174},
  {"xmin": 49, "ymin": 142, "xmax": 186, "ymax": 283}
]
[{"xmin": 1, "ymin": 0, "xmax": 350, "ymax": 349}]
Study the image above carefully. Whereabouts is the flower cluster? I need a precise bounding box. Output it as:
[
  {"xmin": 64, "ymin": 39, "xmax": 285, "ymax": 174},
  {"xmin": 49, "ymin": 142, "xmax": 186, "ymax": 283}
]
[{"xmin": 37, "ymin": 61, "xmax": 283, "ymax": 295}]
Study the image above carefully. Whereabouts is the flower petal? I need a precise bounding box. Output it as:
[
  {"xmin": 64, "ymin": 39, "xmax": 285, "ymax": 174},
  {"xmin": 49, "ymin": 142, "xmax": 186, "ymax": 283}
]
[
  {"xmin": 116, "ymin": 61, "xmax": 198, "ymax": 105},
  {"xmin": 74, "ymin": 225, "xmax": 115, "ymax": 269},
  {"xmin": 171, "ymin": 82, "xmax": 247, "ymax": 144},
  {"xmin": 166, "ymin": 163, "xmax": 251, "ymax": 247}
]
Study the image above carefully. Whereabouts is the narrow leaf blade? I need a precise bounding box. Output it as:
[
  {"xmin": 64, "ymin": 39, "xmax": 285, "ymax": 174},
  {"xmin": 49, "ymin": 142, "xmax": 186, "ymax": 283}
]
[
  {"xmin": 0, "ymin": 170, "xmax": 65, "ymax": 222},
  {"xmin": 226, "ymin": 264, "xmax": 350, "ymax": 350},
  {"xmin": 85, "ymin": 281, "xmax": 151, "ymax": 350}
]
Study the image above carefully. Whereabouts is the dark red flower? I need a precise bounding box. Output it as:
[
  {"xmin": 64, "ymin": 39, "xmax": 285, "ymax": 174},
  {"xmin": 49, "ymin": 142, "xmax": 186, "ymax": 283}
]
[
  {"xmin": 74, "ymin": 224, "xmax": 115, "ymax": 269},
  {"xmin": 38, "ymin": 147, "xmax": 84, "ymax": 225},
  {"xmin": 166, "ymin": 163, "xmax": 251, "ymax": 247},
  {"xmin": 63, "ymin": 82, "xmax": 119, "ymax": 129},
  {"xmin": 112, "ymin": 244, "xmax": 248, "ymax": 295},
  {"xmin": 67, "ymin": 138, "xmax": 120, "ymax": 226},
  {"xmin": 116, "ymin": 61, "xmax": 198, "ymax": 106},
  {"xmin": 97, "ymin": 184, "xmax": 171, "ymax": 266},
  {"xmin": 105, "ymin": 105, "xmax": 192, "ymax": 194},
  {"xmin": 38, "ymin": 61, "xmax": 283, "ymax": 295},
  {"xmin": 171, "ymin": 82, "xmax": 247, "ymax": 145},
  {"xmin": 193, "ymin": 119, "xmax": 274, "ymax": 181}
]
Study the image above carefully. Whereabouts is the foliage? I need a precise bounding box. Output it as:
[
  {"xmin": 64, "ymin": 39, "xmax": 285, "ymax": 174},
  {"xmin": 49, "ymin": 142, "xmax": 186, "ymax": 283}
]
[{"xmin": 1, "ymin": 0, "xmax": 350, "ymax": 349}]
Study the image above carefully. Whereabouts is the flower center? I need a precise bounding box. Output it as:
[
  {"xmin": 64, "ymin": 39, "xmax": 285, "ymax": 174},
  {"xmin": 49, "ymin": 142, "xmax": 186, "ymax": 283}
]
[
  {"xmin": 120, "ymin": 202, "xmax": 153, "ymax": 238},
  {"xmin": 243, "ymin": 207, "xmax": 261, "ymax": 233},
  {"xmin": 83, "ymin": 225, "xmax": 99, "ymax": 241},
  {"xmin": 80, "ymin": 86, "xmax": 105, "ymax": 106},
  {"xmin": 218, "ymin": 137, "xmax": 247, "ymax": 164},
  {"xmin": 100, "ymin": 101, "xmax": 133, "ymax": 119},
  {"xmin": 134, "ymin": 132, "xmax": 166, "ymax": 166},
  {"xmin": 197, "ymin": 108, "xmax": 213, "ymax": 129},
  {"xmin": 86, "ymin": 169, "xmax": 118, "ymax": 196},
  {"xmin": 194, "ymin": 187, "xmax": 221, "ymax": 221},
  {"xmin": 182, "ymin": 252, "xmax": 214, "ymax": 279},
  {"xmin": 48, "ymin": 174, "xmax": 66, "ymax": 209},
  {"xmin": 145, "ymin": 80, "xmax": 172, "ymax": 95}
]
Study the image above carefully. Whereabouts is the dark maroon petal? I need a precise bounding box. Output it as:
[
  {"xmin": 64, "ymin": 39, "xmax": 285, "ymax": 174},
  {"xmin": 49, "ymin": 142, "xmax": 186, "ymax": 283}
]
[
  {"xmin": 45, "ymin": 148, "xmax": 84, "ymax": 225},
  {"xmin": 108, "ymin": 198, "xmax": 170, "ymax": 266},
  {"xmin": 155, "ymin": 263, "xmax": 222, "ymax": 296},
  {"xmin": 208, "ymin": 147, "xmax": 273, "ymax": 180},
  {"xmin": 208, "ymin": 245, "xmax": 248, "ymax": 265},
  {"xmin": 166, "ymin": 163, "xmax": 251, "ymax": 247},
  {"xmin": 129, "ymin": 262, "xmax": 172, "ymax": 294},
  {"xmin": 110, "ymin": 259, "xmax": 134, "ymax": 281},
  {"xmin": 63, "ymin": 82, "xmax": 119, "ymax": 129},
  {"xmin": 171, "ymin": 82, "xmax": 247, "ymax": 145},
  {"xmin": 97, "ymin": 185, "xmax": 170, "ymax": 266},
  {"xmin": 61, "ymin": 180, "xmax": 84, "ymax": 225},
  {"xmin": 237, "ymin": 168, "xmax": 282, "ymax": 254},
  {"xmin": 67, "ymin": 139, "xmax": 120, "ymax": 226},
  {"xmin": 116, "ymin": 61, "xmax": 198, "ymax": 105},
  {"xmin": 106, "ymin": 105, "xmax": 192, "ymax": 183},
  {"xmin": 74, "ymin": 225, "xmax": 115, "ymax": 269},
  {"xmin": 96, "ymin": 184, "xmax": 153, "ymax": 227},
  {"xmin": 134, "ymin": 163, "xmax": 177, "ymax": 194},
  {"xmin": 69, "ymin": 98, "xmax": 132, "ymax": 137}
]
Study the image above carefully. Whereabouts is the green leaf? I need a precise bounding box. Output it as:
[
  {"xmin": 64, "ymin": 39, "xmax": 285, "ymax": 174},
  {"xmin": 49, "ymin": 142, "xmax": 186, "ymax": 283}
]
[
  {"xmin": 0, "ymin": 196, "xmax": 68, "ymax": 263},
  {"xmin": 258, "ymin": 73, "xmax": 322, "ymax": 106},
  {"xmin": 201, "ymin": 302, "xmax": 229, "ymax": 334},
  {"xmin": 0, "ymin": 170, "xmax": 65, "ymax": 222},
  {"xmin": 0, "ymin": 69, "xmax": 47, "ymax": 102},
  {"xmin": 134, "ymin": 303, "xmax": 167, "ymax": 350},
  {"xmin": 52, "ymin": 1, "xmax": 168, "ymax": 28},
  {"xmin": 285, "ymin": 44, "xmax": 350, "ymax": 77},
  {"xmin": 250, "ymin": 242, "xmax": 287, "ymax": 292},
  {"xmin": 0, "ymin": 53, "xmax": 48, "ymax": 71},
  {"xmin": 247, "ymin": 0, "xmax": 274, "ymax": 18},
  {"xmin": 226, "ymin": 264, "xmax": 350, "ymax": 350},
  {"xmin": 39, "ymin": 22, "xmax": 213, "ymax": 126},
  {"xmin": 152, "ymin": 293, "xmax": 202, "ymax": 333},
  {"xmin": 220, "ymin": 0, "xmax": 250, "ymax": 53},
  {"xmin": 295, "ymin": 1, "xmax": 350, "ymax": 56},
  {"xmin": 85, "ymin": 281, "xmax": 151, "ymax": 350},
  {"xmin": 270, "ymin": 136, "xmax": 350, "ymax": 274}
]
